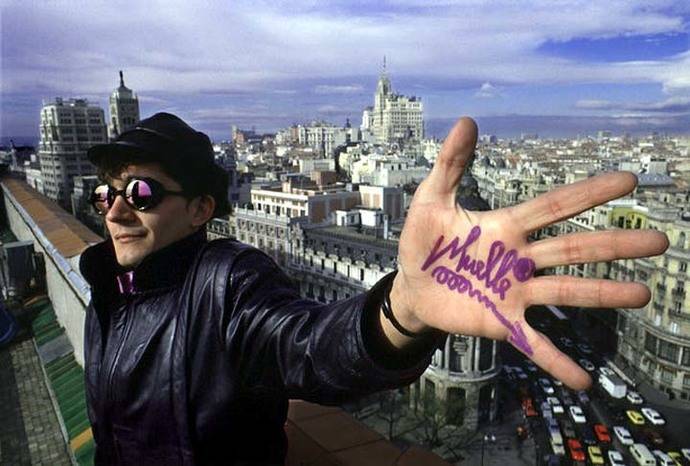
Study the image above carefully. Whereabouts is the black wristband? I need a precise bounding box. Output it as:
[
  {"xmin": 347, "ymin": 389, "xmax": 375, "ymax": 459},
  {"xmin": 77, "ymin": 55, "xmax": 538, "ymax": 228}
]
[{"xmin": 376, "ymin": 270, "xmax": 429, "ymax": 338}]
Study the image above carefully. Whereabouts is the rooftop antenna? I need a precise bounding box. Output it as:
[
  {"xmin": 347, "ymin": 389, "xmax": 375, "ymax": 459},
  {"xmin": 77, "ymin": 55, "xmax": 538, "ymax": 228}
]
[
  {"xmin": 383, "ymin": 55, "xmax": 387, "ymax": 73},
  {"xmin": 119, "ymin": 70, "xmax": 125, "ymax": 87}
]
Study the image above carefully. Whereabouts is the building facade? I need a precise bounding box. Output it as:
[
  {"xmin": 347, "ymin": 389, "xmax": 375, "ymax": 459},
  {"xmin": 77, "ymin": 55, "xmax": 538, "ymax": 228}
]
[
  {"xmin": 363, "ymin": 64, "xmax": 424, "ymax": 145},
  {"xmin": 37, "ymin": 98, "xmax": 106, "ymax": 207},
  {"xmin": 108, "ymin": 71, "xmax": 140, "ymax": 140}
]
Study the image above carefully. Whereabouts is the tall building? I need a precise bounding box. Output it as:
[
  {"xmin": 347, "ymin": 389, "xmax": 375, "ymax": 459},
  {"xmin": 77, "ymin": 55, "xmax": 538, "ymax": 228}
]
[
  {"xmin": 37, "ymin": 98, "xmax": 106, "ymax": 207},
  {"xmin": 108, "ymin": 70, "xmax": 140, "ymax": 140},
  {"xmin": 362, "ymin": 59, "xmax": 424, "ymax": 145}
]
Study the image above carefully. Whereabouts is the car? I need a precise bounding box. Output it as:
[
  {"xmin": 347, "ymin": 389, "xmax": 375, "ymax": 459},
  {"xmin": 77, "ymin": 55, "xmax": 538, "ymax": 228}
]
[
  {"xmin": 578, "ymin": 343, "xmax": 593, "ymax": 354},
  {"xmin": 525, "ymin": 361, "xmax": 538, "ymax": 373},
  {"xmin": 544, "ymin": 416, "xmax": 559, "ymax": 431},
  {"xmin": 560, "ymin": 336, "xmax": 574, "ymax": 348},
  {"xmin": 682, "ymin": 449, "xmax": 690, "ymax": 461},
  {"xmin": 613, "ymin": 426, "xmax": 634, "ymax": 445},
  {"xmin": 567, "ymin": 439, "xmax": 585, "ymax": 462},
  {"xmin": 579, "ymin": 358, "xmax": 595, "ymax": 371},
  {"xmin": 577, "ymin": 390, "xmax": 590, "ymax": 404},
  {"xmin": 514, "ymin": 367, "xmax": 528, "ymax": 380},
  {"xmin": 552, "ymin": 378, "xmax": 563, "ymax": 387},
  {"xmin": 667, "ymin": 451, "xmax": 683, "ymax": 466},
  {"xmin": 588, "ymin": 446, "xmax": 605, "ymax": 465},
  {"xmin": 539, "ymin": 378, "xmax": 555, "ymax": 395},
  {"xmin": 561, "ymin": 419, "xmax": 577, "ymax": 438},
  {"xmin": 594, "ymin": 424, "xmax": 611, "ymax": 443},
  {"xmin": 626, "ymin": 390, "xmax": 644, "ymax": 405},
  {"xmin": 569, "ymin": 405, "xmax": 586, "ymax": 424},
  {"xmin": 641, "ymin": 428, "xmax": 665, "ymax": 447},
  {"xmin": 581, "ymin": 427, "xmax": 597, "ymax": 446},
  {"xmin": 541, "ymin": 401, "xmax": 553, "ymax": 419},
  {"xmin": 599, "ymin": 366, "xmax": 615, "ymax": 377},
  {"xmin": 561, "ymin": 391, "xmax": 575, "ymax": 406},
  {"xmin": 641, "ymin": 407, "xmax": 666, "ymax": 425},
  {"xmin": 522, "ymin": 398, "xmax": 538, "ymax": 417},
  {"xmin": 607, "ymin": 450, "xmax": 625, "ymax": 466},
  {"xmin": 626, "ymin": 409, "xmax": 645, "ymax": 425},
  {"xmin": 547, "ymin": 396, "xmax": 565, "ymax": 414},
  {"xmin": 653, "ymin": 450, "xmax": 675, "ymax": 466}
]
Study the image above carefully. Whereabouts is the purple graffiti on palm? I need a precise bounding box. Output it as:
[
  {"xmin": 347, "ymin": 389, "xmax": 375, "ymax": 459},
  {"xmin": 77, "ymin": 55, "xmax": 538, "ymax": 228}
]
[{"xmin": 421, "ymin": 225, "xmax": 536, "ymax": 356}]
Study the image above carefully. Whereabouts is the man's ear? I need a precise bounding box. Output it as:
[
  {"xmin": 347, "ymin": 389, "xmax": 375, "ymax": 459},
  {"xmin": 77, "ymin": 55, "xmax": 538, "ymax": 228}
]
[{"xmin": 190, "ymin": 195, "xmax": 216, "ymax": 227}]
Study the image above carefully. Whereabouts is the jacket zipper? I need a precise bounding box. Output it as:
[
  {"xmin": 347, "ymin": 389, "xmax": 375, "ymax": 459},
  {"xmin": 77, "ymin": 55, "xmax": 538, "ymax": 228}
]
[{"xmin": 106, "ymin": 296, "xmax": 135, "ymax": 408}]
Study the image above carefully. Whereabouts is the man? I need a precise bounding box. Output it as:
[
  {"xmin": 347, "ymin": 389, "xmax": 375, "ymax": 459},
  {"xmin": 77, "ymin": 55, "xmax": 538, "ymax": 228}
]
[{"xmin": 81, "ymin": 112, "xmax": 667, "ymax": 465}]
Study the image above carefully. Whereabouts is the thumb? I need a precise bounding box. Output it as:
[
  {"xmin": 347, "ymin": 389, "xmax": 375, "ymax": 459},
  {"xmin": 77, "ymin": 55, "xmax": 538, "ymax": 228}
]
[{"xmin": 423, "ymin": 117, "xmax": 478, "ymax": 201}]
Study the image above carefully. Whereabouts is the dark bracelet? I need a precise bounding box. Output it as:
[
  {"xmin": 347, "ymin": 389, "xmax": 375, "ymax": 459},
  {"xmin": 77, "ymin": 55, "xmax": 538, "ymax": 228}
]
[{"xmin": 377, "ymin": 270, "xmax": 429, "ymax": 338}]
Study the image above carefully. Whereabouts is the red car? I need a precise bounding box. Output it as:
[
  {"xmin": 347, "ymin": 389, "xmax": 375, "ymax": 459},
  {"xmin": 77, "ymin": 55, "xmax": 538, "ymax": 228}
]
[
  {"xmin": 567, "ymin": 439, "xmax": 585, "ymax": 462},
  {"xmin": 522, "ymin": 398, "xmax": 538, "ymax": 417},
  {"xmin": 594, "ymin": 424, "xmax": 611, "ymax": 443}
]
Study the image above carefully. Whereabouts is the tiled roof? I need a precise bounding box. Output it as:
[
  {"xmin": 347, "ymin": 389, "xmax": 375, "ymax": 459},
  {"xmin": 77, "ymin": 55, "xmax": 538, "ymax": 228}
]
[{"xmin": 1, "ymin": 177, "xmax": 102, "ymax": 257}]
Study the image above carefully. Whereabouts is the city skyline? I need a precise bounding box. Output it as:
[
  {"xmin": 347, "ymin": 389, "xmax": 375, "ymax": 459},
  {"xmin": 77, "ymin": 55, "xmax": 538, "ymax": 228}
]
[{"xmin": 2, "ymin": 0, "xmax": 690, "ymax": 140}]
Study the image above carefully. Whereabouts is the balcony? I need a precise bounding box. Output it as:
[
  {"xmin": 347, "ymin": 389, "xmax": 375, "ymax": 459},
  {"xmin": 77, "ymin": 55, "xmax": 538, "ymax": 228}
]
[{"xmin": 671, "ymin": 288, "xmax": 686, "ymax": 300}]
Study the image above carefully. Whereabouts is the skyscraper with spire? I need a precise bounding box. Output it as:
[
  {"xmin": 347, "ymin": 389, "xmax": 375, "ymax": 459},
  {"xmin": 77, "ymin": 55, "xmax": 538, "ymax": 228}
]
[
  {"xmin": 362, "ymin": 57, "xmax": 424, "ymax": 145},
  {"xmin": 108, "ymin": 70, "xmax": 140, "ymax": 140}
]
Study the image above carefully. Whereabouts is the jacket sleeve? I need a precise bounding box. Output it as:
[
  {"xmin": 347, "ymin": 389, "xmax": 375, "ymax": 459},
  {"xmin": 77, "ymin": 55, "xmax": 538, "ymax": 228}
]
[{"xmin": 223, "ymin": 247, "xmax": 445, "ymax": 404}]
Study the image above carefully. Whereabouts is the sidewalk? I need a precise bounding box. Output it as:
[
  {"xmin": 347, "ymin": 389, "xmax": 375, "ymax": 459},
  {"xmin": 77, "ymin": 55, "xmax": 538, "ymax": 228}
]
[{"xmin": 0, "ymin": 333, "xmax": 72, "ymax": 466}]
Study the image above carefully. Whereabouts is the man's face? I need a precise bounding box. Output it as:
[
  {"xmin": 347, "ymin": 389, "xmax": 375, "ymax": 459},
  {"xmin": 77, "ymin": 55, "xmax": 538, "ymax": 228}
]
[{"xmin": 104, "ymin": 163, "xmax": 198, "ymax": 269}]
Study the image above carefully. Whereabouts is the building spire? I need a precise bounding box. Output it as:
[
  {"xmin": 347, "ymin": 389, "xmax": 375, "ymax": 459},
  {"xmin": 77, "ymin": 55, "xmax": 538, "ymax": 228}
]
[
  {"xmin": 382, "ymin": 55, "xmax": 387, "ymax": 73},
  {"xmin": 119, "ymin": 70, "xmax": 125, "ymax": 87}
]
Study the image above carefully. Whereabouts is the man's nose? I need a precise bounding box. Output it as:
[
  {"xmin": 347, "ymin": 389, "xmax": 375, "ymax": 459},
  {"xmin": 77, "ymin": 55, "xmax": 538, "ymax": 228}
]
[{"xmin": 105, "ymin": 194, "xmax": 136, "ymax": 223}]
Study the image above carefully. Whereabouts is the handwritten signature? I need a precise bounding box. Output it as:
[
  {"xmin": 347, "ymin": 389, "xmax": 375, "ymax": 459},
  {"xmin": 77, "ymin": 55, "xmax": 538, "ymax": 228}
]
[{"xmin": 421, "ymin": 225, "xmax": 536, "ymax": 356}]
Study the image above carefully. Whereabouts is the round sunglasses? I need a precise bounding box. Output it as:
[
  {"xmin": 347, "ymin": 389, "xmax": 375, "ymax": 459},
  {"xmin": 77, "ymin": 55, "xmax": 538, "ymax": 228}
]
[{"xmin": 90, "ymin": 177, "xmax": 187, "ymax": 215}]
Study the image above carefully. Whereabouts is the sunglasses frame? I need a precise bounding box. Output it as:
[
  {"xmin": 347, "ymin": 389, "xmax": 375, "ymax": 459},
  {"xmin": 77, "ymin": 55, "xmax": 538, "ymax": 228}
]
[{"xmin": 90, "ymin": 177, "xmax": 187, "ymax": 215}]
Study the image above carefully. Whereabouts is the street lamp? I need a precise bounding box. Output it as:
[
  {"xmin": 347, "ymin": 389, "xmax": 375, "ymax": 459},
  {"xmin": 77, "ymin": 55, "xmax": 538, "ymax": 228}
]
[{"xmin": 481, "ymin": 433, "xmax": 497, "ymax": 466}]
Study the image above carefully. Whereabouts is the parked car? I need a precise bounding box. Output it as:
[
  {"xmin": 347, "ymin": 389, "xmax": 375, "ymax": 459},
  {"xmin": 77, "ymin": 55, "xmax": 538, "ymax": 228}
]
[
  {"xmin": 607, "ymin": 450, "xmax": 625, "ymax": 466},
  {"xmin": 588, "ymin": 446, "xmax": 605, "ymax": 465},
  {"xmin": 522, "ymin": 398, "xmax": 538, "ymax": 417},
  {"xmin": 578, "ymin": 343, "xmax": 593, "ymax": 355},
  {"xmin": 560, "ymin": 336, "xmax": 574, "ymax": 348},
  {"xmin": 641, "ymin": 428, "xmax": 665, "ymax": 447},
  {"xmin": 561, "ymin": 391, "xmax": 575, "ymax": 406},
  {"xmin": 579, "ymin": 358, "xmax": 595, "ymax": 371},
  {"xmin": 568, "ymin": 439, "xmax": 585, "ymax": 463},
  {"xmin": 594, "ymin": 424, "xmax": 611, "ymax": 443},
  {"xmin": 561, "ymin": 419, "xmax": 577, "ymax": 438},
  {"xmin": 599, "ymin": 366, "xmax": 616, "ymax": 377},
  {"xmin": 641, "ymin": 407, "xmax": 665, "ymax": 426},
  {"xmin": 525, "ymin": 361, "xmax": 538, "ymax": 373},
  {"xmin": 577, "ymin": 390, "xmax": 590, "ymax": 404},
  {"xmin": 667, "ymin": 451, "xmax": 683, "ymax": 466},
  {"xmin": 569, "ymin": 405, "xmax": 586, "ymax": 424},
  {"xmin": 626, "ymin": 390, "xmax": 644, "ymax": 405},
  {"xmin": 541, "ymin": 401, "xmax": 553, "ymax": 419},
  {"xmin": 652, "ymin": 450, "xmax": 675, "ymax": 466},
  {"xmin": 539, "ymin": 378, "xmax": 555, "ymax": 395},
  {"xmin": 626, "ymin": 409, "xmax": 645, "ymax": 426},
  {"xmin": 613, "ymin": 426, "xmax": 634, "ymax": 446},
  {"xmin": 547, "ymin": 396, "xmax": 565, "ymax": 414}
]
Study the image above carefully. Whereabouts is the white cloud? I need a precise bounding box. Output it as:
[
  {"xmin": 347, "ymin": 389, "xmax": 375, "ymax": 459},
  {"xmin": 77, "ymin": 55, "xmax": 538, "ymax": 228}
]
[
  {"xmin": 314, "ymin": 85, "xmax": 364, "ymax": 94},
  {"xmin": 475, "ymin": 82, "xmax": 500, "ymax": 98},
  {"xmin": 1, "ymin": 0, "xmax": 689, "ymax": 103}
]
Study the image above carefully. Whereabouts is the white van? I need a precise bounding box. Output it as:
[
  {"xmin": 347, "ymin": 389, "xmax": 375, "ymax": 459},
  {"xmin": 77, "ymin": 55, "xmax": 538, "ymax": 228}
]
[{"xmin": 629, "ymin": 443, "xmax": 656, "ymax": 466}]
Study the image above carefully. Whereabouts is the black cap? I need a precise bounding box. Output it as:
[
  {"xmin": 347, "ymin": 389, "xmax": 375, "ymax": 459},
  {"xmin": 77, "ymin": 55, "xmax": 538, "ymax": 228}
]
[
  {"xmin": 88, "ymin": 112, "xmax": 214, "ymax": 169},
  {"xmin": 88, "ymin": 112, "xmax": 229, "ymax": 217}
]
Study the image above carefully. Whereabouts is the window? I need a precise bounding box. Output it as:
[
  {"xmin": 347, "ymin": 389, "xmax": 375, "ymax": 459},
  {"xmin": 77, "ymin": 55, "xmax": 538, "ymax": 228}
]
[
  {"xmin": 658, "ymin": 340, "xmax": 679, "ymax": 363},
  {"xmin": 682, "ymin": 348, "xmax": 690, "ymax": 368},
  {"xmin": 645, "ymin": 333, "xmax": 658, "ymax": 354}
]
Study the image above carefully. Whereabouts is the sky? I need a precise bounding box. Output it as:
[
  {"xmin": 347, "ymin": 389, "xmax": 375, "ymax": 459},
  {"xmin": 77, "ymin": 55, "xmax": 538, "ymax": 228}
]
[{"xmin": 2, "ymin": 0, "xmax": 690, "ymax": 141}]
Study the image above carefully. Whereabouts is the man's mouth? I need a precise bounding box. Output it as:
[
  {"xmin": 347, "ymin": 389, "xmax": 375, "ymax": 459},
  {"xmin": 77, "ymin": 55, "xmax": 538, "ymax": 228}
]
[{"xmin": 115, "ymin": 233, "xmax": 145, "ymax": 243}]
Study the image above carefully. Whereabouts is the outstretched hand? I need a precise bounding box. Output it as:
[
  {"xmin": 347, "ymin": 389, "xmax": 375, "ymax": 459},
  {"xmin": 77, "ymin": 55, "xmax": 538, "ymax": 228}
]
[{"xmin": 391, "ymin": 117, "xmax": 669, "ymax": 389}]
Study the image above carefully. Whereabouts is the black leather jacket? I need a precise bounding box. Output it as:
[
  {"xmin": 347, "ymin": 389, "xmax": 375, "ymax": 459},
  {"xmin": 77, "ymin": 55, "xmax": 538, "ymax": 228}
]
[{"xmin": 80, "ymin": 230, "xmax": 441, "ymax": 465}]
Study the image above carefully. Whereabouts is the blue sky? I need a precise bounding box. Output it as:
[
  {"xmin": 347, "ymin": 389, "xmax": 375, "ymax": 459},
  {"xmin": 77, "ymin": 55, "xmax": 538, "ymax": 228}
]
[{"xmin": 2, "ymin": 0, "xmax": 689, "ymax": 140}]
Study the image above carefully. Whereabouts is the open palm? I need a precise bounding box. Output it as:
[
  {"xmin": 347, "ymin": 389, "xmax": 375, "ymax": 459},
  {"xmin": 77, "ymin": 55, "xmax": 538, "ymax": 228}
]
[{"xmin": 393, "ymin": 118, "xmax": 669, "ymax": 389}]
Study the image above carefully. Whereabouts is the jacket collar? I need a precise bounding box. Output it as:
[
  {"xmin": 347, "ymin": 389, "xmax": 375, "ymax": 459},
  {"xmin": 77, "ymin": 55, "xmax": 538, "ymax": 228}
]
[{"xmin": 80, "ymin": 228, "xmax": 207, "ymax": 296}]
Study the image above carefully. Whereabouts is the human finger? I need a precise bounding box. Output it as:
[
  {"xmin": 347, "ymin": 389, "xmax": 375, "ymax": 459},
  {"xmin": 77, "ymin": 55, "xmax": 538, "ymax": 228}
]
[
  {"xmin": 523, "ymin": 326, "xmax": 592, "ymax": 390},
  {"xmin": 420, "ymin": 117, "xmax": 478, "ymax": 202},
  {"xmin": 527, "ymin": 229, "xmax": 669, "ymax": 270},
  {"xmin": 509, "ymin": 171, "xmax": 637, "ymax": 233},
  {"xmin": 525, "ymin": 276, "xmax": 651, "ymax": 308}
]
